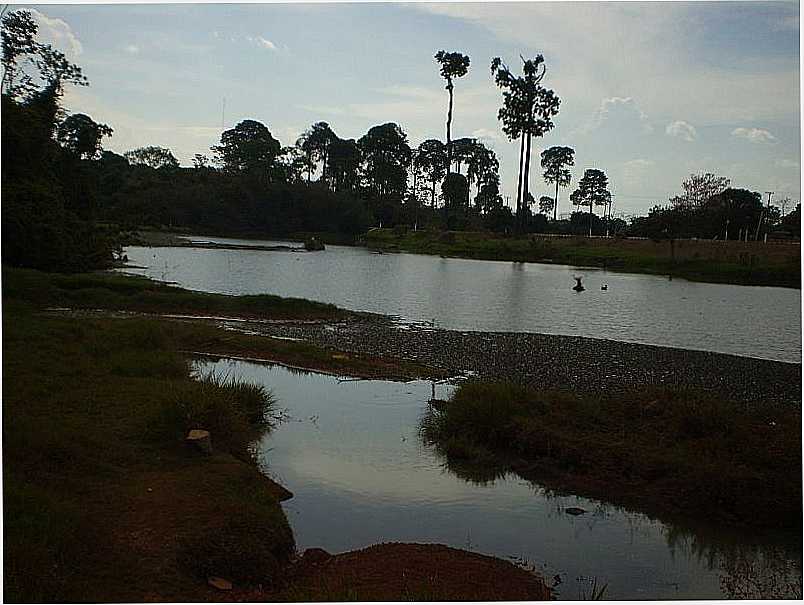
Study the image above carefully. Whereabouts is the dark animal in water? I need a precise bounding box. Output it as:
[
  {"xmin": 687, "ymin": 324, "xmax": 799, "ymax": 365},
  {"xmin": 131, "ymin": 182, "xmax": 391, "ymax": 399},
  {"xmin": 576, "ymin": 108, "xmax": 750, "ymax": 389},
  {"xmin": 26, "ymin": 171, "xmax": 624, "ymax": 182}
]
[
  {"xmin": 572, "ymin": 276, "xmax": 585, "ymax": 292},
  {"xmin": 601, "ymin": 284, "xmax": 608, "ymax": 291}
]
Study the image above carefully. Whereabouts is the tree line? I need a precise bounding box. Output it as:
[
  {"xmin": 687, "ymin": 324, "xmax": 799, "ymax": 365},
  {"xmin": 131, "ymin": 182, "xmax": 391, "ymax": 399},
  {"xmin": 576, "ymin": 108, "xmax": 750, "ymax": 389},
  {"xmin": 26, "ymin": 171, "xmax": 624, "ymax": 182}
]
[{"xmin": 2, "ymin": 9, "xmax": 797, "ymax": 273}]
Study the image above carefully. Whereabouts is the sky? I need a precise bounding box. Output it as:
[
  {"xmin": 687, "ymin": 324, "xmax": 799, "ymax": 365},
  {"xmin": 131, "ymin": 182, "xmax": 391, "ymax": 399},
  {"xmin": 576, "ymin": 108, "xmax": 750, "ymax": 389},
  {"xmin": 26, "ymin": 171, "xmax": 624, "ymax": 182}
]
[{"xmin": 19, "ymin": 1, "xmax": 802, "ymax": 216}]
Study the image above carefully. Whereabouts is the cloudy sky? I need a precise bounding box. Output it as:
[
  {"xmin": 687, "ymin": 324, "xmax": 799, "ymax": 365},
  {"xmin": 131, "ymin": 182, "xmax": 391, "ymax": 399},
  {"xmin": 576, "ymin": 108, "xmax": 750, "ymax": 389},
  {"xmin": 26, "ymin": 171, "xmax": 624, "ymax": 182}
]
[{"xmin": 23, "ymin": 1, "xmax": 801, "ymax": 216}]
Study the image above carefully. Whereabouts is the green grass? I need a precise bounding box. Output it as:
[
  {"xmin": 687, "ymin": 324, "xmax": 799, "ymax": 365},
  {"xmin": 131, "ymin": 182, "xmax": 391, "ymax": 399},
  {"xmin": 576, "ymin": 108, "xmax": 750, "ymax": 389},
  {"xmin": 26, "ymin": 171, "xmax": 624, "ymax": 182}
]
[
  {"xmin": 366, "ymin": 229, "xmax": 801, "ymax": 287},
  {"xmin": 3, "ymin": 306, "xmax": 295, "ymax": 602},
  {"xmin": 3, "ymin": 266, "xmax": 343, "ymax": 319},
  {"xmin": 421, "ymin": 382, "xmax": 802, "ymax": 529}
]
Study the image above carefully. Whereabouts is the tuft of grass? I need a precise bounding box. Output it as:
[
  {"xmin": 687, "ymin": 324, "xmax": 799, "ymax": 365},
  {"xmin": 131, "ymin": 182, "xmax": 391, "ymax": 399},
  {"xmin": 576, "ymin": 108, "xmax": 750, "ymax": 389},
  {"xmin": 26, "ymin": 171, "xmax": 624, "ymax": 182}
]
[
  {"xmin": 171, "ymin": 370, "xmax": 276, "ymax": 461},
  {"xmin": 422, "ymin": 381, "xmax": 802, "ymax": 529}
]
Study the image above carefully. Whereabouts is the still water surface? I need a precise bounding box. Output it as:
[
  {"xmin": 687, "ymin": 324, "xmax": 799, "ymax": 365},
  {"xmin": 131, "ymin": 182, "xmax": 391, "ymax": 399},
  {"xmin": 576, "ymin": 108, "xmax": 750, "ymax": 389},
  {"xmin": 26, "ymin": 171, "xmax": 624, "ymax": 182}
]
[
  {"xmin": 199, "ymin": 358, "xmax": 802, "ymax": 600},
  {"xmin": 124, "ymin": 237, "xmax": 801, "ymax": 362}
]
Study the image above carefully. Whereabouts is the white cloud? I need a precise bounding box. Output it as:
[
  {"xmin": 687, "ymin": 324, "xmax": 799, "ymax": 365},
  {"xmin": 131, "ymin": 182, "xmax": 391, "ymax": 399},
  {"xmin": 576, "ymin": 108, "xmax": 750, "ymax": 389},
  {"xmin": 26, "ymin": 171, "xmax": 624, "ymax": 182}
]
[
  {"xmin": 29, "ymin": 9, "xmax": 83, "ymax": 58},
  {"xmin": 775, "ymin": 158, "xmax": 800, "ymax": 169},
  {"xmin": 247, "ymin": 35, "xmax": 277, "ymax": 51},
  {"xmin": 471, "ymin": 128, "xmax": 501, "ymax": 143},
  {"xmin": 731, "ymin": 127, "xmax": 776, "ymax": 143},
  {"xmin": 665, "ymin": 120, "xmax": 697, "ymax": 142},
  {"xmin": 582, "ymin": 96, "xmax": 652, "ymax": 134},
  {"xmin": 124, "ymin": 44, "xmax": 140, "ymax": 55}
]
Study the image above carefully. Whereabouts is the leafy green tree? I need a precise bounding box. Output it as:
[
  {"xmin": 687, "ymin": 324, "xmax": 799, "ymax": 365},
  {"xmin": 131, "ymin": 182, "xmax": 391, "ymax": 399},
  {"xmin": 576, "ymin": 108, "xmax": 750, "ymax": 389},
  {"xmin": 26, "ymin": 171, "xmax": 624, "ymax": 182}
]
[
  {"xmin": 1, "ymin": 9, "xmax": 86, "ymax": 99},
  {"xmin": 415, "ymin": 139, "xmax": 447, "ymax": 207},
  {"xmin": 212, "ymin": 119, "xmax": 281, "ymax": 180},
  {"xmin": 491, "ymin": 55, "xmax": 560, "ymax": 231},
  {"xmin": 704, "ymin": 188, "xmax": 763, "ymax": 239},
  {"xmin": 56, "ymin": 113, "xmax": 113, "ymax": 159},
  {"xmin": 297, "ymin": 121, "xmax": 336, "ymax": 186},
  {"xmin": 441, "ymin": 172, "xmax": 469, "ymax": 229},
  {"xmin": 124, "ymin": 146, "xmax": 179, "ymax": 170},
  {"xmin": 539, "ymin": 195, "xmax": 554, "ymax": 216},
  {"xmin": 781, "ymin": 203, "xmax": 800, "ymax": 237},
  {"xmin": 328, "ymin": 137, "xmax": 361, "ymax": 192},
  {"xmin": 2, "ymin": 12, "xmax": 113, "ymax": 271},
  {"xmin": 434, "ymin": 50, "xmax": 470, "ymax": 174},
  {"xmin": 358, "ymin": 122, "xmax": 411, "ymax": 203},
  {"xmin": 670, "ymin": 172, "xmax": 730, "ymax": 212},
  {"xmin": 193, "ymin": 153, "xmax": 211, "ymax": 169},
  {"xmin": 570, "ymin": 169, "xmax": 611, "ymax": 236},
  {"xmin": 541, "ymin": 145, "xmax": 574, "ymax": 220}
]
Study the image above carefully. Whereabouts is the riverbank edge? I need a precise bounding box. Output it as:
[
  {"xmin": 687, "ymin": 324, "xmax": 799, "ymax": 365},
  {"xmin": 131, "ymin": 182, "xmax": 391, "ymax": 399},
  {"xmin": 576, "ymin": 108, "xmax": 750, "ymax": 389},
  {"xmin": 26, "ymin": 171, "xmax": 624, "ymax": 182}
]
[
  {"xmin": 121, "ymin": 227, "xmax": 801, "ymax": 288},
  {"xmin": 2, "ymin": 273, "xmax": 547, "ymax": 601},
  {"xmin": 365, "ymin": 228, "xmax": 802, "ymax": 289},
  {"xmin": 421, "ymin": 382, "xmax": 801, "ymax": 532}
]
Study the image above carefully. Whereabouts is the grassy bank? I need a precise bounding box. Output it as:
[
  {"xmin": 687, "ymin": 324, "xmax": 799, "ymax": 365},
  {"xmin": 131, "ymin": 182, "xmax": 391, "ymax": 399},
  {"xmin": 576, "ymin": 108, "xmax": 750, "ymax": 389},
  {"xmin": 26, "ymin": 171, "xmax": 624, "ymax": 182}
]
[
  {"xmin": 4, "ymin": 273, "xmax": 537, "ymax": 601},
  {"xmin": 366, "ymin": 229, "xmax": 801, "ymax": 288},
  {"xmin": 3, "ymin": 307, "xmax": 296, "ymax": 601},
  {"xmin": 422, "ymin": 382, "xmax": 801, "ymax": 530},
  {"xmin": 4, "ymin": 267, "xmax": 343, "ymax": 320},
  {"xmin": 2, "ymin": 267, "xmax": 446, "ymax": 381}
]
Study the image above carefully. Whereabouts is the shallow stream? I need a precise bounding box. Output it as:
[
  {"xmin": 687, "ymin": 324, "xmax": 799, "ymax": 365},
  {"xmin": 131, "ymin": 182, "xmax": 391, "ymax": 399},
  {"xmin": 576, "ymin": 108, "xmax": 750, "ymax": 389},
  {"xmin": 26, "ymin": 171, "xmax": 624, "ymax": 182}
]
[{"xmin": 198, "ymin": 358, "xmax": 802, "ymax": 600}]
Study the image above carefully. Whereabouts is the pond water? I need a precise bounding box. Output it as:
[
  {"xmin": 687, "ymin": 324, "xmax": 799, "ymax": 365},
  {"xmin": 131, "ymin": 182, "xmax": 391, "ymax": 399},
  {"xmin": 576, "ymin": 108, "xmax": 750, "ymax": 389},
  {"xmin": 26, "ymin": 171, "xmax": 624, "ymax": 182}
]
[
  {"xmin": 199, "ymin": 358, "xmax": 802, "ymax": 600},
  {"xmin": 123, "ymin": 237, "xmax": 801, "ymax": 362}
]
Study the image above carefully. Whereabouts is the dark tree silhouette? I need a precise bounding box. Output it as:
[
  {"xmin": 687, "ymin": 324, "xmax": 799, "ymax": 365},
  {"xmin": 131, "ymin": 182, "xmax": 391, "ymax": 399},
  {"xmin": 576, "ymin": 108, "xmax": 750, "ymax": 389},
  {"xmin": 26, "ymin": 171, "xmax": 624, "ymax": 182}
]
[
  {"xmin": 541, "ymin": 145, "xmax": 575, "ymax": 220},
  {"xmin": 328, "ymin": 137, "xmax": 361, "ymax": 193},
  {"xmin": 434, "ymin": 50, "xmax": 470, "ymax": 176},
  {"xmin": 538, "ymin": 195, "xmax": 554, "ymax": 216},
  {"xmin": 57, "ymin": 113, "xmax": 113, "ymax": 160},
  {"xmin": 570, "ymin": 168, "xmax": 611, "ymax": 236},
  {"xmin": 491, "ymin": 55, "xmax": 560, "ymax": 231},
  {"xmin": 1, "ymin": 9, "xmax": 86, "ymax": 99},
  {"xmin": 670, "ymin": 172, "xmax": 730, "ymax": 212},
  {"xmin": 124, "ymin": 145, "xmax": 179, "ymax": 170},
  {"xmin": 358, "ymin": 122, "xmax": 411, "ymax": 203},
  {"xmin": 298, "ymin": 121, "xmax": 336, "ymax": 186},
  {"xmin": 212, "ymin": 119, "xmax": 281, "ymax": 180},
  {"xmin": 415, "ymin": 139, "xmax": 448, "ymax": 207},
  {"xmin": 192, "ymin": 153, "xmax": 211, "ymax": 169}
]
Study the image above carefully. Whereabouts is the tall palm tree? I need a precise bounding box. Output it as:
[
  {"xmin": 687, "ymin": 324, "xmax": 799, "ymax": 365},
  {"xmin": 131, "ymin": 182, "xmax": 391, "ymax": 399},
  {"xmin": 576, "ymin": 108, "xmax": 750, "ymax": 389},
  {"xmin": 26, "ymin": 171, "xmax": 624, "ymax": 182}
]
[
  {"xmin": 434, "ymin": 51, "xmax": 470, "ymax": 177},
  {"xmin": 491, "ymin": 55, "xmax": 560, "ymax": 232}
]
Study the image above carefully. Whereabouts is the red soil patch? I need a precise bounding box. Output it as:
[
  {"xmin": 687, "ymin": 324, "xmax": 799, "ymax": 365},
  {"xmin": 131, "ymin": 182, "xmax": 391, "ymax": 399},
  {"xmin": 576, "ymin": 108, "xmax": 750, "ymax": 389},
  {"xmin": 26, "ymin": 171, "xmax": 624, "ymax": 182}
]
[{"xmin": 276, "ymin": 543, "xmax": 551, "ymax": 601}]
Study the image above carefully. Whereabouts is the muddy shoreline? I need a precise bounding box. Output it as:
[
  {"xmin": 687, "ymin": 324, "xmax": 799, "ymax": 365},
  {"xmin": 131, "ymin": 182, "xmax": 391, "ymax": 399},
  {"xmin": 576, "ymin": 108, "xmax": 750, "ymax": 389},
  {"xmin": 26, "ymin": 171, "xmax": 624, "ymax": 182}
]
[{"xmin": 220, "ymin": 313, "xmax": 801, "ymax": 407}]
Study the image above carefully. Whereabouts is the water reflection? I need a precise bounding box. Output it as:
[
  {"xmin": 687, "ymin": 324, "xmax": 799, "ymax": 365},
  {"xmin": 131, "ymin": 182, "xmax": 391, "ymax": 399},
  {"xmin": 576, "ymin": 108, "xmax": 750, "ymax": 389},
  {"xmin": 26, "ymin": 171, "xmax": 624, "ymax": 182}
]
[{"xmin": 195, "ymin": 358, "xmax": 801, "ymax": 599}]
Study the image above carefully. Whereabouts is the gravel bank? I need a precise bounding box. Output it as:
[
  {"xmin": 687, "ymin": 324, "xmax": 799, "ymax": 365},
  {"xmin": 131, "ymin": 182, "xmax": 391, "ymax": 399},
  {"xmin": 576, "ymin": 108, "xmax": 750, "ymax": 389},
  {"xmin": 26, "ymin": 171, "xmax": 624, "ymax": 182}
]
[{"xmin": 226, "ymin": 314, "xmax": 802, "ymax": 406}]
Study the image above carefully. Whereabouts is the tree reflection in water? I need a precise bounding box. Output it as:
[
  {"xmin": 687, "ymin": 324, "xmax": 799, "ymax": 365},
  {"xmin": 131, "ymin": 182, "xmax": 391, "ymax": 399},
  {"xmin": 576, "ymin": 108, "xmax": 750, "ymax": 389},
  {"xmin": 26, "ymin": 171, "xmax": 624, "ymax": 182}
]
[{"xmin": 420, "ymin": 404, "xmax": 802, "ymax": 599}]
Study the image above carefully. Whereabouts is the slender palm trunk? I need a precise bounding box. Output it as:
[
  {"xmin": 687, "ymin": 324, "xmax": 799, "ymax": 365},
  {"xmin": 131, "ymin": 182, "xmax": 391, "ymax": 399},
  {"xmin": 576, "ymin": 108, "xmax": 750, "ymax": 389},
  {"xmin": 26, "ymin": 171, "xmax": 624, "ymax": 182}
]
[
  {"xmin": 515, "ymin": 135, "xmax": 525, "ymax": 230},
  {"xmin": 431, "ymin": 179, "xmax": 436, "ymax": 208},
  {"xmin": 522, "ymin": 131, "xmax": 533, "ymax": 232},
  {"xmin": 445, "ymin": 81, "xmax": 454, "ymax": 175},
  {"xmin": 589, "ymin": 203, "xmax": 595, "ymax": 236},
  {"xmin": 554, "ymin": 180, "xmax": 559, "ymax": 221}
]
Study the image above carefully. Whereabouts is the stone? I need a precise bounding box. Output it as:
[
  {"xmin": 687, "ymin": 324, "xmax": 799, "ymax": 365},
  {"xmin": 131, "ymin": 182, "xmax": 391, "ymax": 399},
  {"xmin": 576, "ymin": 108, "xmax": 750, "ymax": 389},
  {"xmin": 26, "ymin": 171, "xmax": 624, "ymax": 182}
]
[
  {"xmin": 186, "ymin": 429, "xmax": 212, "ymax": 455},
  {"xmin": 207, "ymin": 576, "xmax": 232, "ymax": 591}
]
